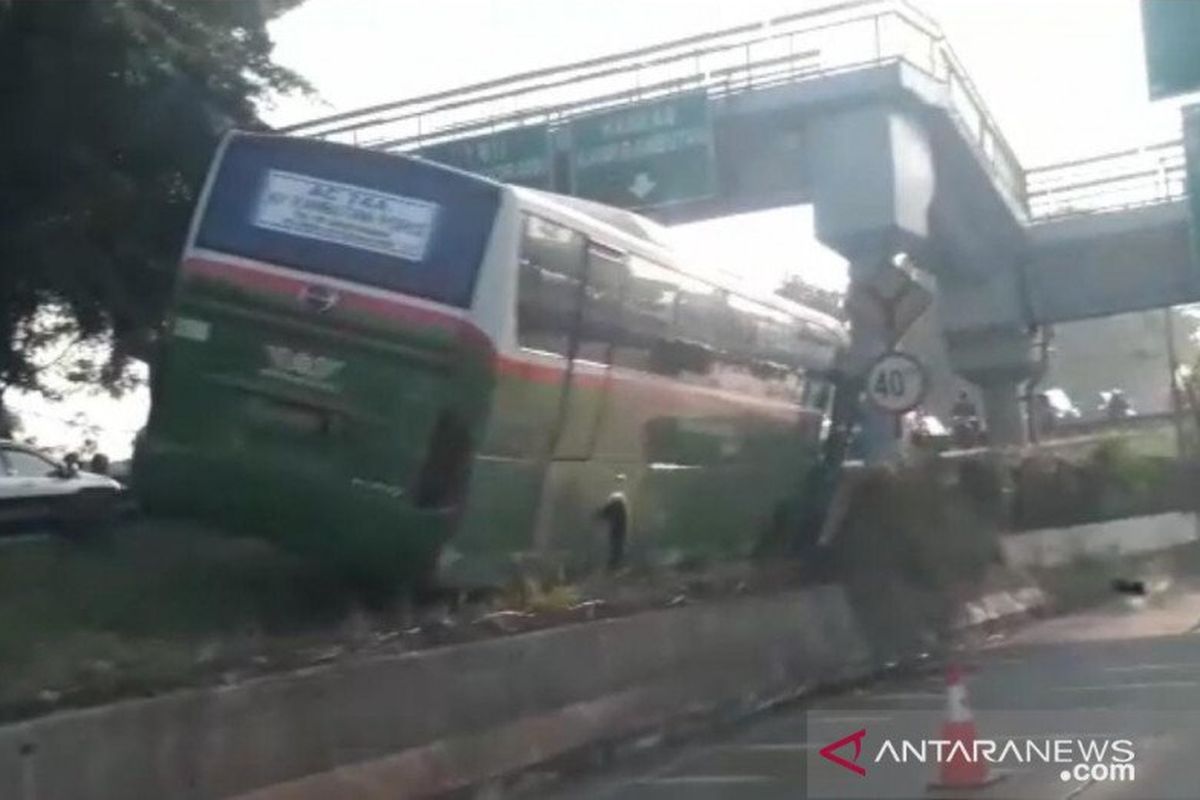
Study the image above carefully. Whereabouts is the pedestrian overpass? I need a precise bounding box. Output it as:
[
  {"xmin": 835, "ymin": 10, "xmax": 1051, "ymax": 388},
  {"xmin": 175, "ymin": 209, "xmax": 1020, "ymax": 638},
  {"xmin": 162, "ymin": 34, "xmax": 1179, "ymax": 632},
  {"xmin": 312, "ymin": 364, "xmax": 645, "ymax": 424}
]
[{"xmin": 282, "ymin": 0, "xmax": 1196, "ymax": 455}]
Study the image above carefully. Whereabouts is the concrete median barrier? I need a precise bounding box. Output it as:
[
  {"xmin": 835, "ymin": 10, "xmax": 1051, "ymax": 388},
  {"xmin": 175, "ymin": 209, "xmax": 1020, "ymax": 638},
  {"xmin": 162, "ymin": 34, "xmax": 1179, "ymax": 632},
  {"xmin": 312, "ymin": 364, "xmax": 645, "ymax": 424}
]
[
  {"xmin": 1001, "ymin": 511, "xmax": 1199, "ymax": 569},
  {"xmin": 0, "ymin": 585, "xmax": 879, "ymax": 800}
]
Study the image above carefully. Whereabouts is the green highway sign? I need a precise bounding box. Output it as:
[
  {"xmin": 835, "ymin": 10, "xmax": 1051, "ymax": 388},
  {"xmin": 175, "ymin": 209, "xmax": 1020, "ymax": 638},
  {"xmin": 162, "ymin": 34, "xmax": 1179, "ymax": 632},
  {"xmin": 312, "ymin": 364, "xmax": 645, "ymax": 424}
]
[
  {"xmin": 569, "ymin": 91, "xmax": 715, "ymax": 209},
  {"xmin": 1142, "ymin": 0, "xmax": 1200, "ymax": 99},
  {"xmin": 416, "ymin": 125, "xmax": 552, "ymax": 189}
]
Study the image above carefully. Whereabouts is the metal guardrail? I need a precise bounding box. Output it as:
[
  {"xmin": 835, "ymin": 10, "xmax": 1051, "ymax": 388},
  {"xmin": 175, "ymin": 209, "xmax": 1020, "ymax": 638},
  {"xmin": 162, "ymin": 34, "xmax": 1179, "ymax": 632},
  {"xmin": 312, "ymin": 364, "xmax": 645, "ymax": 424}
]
[
  {"xmin": 1026, "ymin": 140, "xmax": 1187, "ymax": 221},
  {"xmin": 280, "ymin": 0, "xmax": 1027, "ymax": 207}
]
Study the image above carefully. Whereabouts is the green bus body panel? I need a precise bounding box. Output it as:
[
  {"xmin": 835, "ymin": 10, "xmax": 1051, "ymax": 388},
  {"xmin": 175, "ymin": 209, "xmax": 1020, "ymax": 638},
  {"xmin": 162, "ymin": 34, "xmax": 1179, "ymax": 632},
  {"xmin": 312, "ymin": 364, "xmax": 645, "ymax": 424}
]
[
  {"xmin": 138, "ymin": 273, "xmax": 496, "ymax": 580},
  {"xmin": 451, "ymin": 360, "xmax": 823, "ymax": 583}
]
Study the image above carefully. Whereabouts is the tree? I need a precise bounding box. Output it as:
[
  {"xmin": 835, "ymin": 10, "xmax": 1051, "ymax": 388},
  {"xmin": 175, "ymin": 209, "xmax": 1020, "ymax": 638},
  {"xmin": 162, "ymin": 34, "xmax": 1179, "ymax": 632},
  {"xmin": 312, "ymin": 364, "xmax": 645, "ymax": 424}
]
[
  {"xmin": 0, "ymin": 0, "xmax": 309, "ymax": 418},
  {"xmin": 0, "ymin": 404, "xmax": 18, "ymax": 439},
  {"xmin": 774, "ymin": 276, "xmax": 845, "ymax": 320}
]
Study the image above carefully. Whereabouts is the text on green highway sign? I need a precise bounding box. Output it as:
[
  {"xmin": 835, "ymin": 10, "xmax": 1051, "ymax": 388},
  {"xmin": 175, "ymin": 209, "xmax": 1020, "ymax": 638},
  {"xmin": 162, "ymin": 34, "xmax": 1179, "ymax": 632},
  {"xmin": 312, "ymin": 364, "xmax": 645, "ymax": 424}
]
[
  {"xmin": 417, "ymin": 125, "xmax": 552, "ymax": 189},
  {"xmin": 569, "ymin": 92, "xmax": 715, "ymax": 208}
]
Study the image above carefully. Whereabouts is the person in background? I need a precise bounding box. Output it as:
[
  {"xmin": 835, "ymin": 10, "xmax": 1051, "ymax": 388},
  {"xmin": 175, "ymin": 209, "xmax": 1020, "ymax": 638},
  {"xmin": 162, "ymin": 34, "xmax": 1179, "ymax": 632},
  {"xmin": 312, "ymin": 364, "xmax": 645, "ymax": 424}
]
[
  {"xmin": 950, "ymin": 390, "xmax": 982, "ymax": 447},
  {"xmin": 1104, "ymin": 389, "xmax": 1131, "ymax": 420},
  {"xmin": 951, "ymin": 390, "xmax": 976, "ymax": 421}
]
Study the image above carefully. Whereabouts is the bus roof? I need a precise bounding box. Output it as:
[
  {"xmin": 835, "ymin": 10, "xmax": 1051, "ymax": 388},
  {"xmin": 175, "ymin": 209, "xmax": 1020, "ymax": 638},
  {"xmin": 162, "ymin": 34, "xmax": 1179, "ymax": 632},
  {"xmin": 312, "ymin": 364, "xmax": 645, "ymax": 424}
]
[
  {"xmin": 510, "ymin": 185, "xmax": 847, "ymax": 347},
  {"xmin": 516, "ymin": 188, "xmax": 676, "ymax": 248}
]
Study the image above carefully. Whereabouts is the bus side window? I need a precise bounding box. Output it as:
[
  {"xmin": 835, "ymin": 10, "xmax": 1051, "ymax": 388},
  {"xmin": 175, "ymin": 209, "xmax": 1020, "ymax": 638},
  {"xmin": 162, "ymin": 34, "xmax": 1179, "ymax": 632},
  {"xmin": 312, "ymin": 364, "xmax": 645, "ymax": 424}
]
[
  {"xmin": 729, "ymin": 294, "xmax": 809, "ymax": 403},
  {"xmin": 612, "ymin": 255, "xmax": 679, "ymax": 373},
  {"xmin": 577, "ymin": 242, "xmax": 627, "ymax": 363},
  {"xmin": 517, "ymin": 215, "xmax": 586, "ymax": 357},
  {"xmin": 672, "ymin": 274, "xmax": 722, "ymax": 384}
]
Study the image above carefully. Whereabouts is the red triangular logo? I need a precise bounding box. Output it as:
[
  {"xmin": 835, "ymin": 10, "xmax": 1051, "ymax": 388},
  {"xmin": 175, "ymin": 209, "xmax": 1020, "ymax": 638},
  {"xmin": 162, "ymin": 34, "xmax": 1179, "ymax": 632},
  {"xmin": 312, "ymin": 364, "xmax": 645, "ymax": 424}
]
[{"xmin": 819, "ymin": 728, "xmax": 868, "ymax": 776}]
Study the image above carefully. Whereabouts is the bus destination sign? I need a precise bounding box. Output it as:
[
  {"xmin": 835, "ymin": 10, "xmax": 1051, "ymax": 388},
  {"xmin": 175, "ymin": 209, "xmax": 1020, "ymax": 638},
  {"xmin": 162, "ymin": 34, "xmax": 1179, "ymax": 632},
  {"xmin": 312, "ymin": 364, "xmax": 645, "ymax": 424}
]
[{"xmin": 254, "ymin": 170, "xmax": 439, "ymax": 261}]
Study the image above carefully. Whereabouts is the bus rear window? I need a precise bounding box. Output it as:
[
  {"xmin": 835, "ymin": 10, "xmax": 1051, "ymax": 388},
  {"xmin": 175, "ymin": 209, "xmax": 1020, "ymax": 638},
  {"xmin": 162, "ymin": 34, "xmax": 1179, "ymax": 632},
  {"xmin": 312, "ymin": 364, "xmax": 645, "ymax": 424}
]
[{"xmin": 195, "ymin": 134, "xmax": 501, "ymax": 308}]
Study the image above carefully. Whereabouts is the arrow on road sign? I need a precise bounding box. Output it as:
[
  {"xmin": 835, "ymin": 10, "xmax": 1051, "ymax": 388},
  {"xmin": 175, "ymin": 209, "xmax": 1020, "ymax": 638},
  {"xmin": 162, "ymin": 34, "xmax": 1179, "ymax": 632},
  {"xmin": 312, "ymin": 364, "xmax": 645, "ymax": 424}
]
[{"xmin": 628, "ymin": 172, "xmax": 657, "ymax": 200}]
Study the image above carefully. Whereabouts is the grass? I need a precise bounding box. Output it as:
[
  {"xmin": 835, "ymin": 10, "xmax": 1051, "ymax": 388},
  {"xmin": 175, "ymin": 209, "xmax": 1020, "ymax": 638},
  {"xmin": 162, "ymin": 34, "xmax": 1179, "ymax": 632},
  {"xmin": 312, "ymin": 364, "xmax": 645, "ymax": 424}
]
[{"xmin": 0, "ymin": 519, "xmax": 362, "ymax": 720}]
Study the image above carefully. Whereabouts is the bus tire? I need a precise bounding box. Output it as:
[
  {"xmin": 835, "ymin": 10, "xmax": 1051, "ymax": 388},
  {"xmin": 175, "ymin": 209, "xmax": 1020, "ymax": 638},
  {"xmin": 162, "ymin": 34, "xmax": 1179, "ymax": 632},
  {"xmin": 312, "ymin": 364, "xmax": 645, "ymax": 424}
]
[{"xmin": 596, "ymin": 500, "xmax": 628, "ymax": 572}]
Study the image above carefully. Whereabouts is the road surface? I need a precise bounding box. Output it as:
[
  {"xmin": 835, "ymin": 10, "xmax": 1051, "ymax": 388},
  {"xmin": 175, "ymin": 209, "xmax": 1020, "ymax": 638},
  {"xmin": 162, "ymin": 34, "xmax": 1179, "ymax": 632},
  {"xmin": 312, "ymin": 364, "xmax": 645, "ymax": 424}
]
[{"xmin": 534, "ymin": 588, "xmax": 1200, "ymax": 799}]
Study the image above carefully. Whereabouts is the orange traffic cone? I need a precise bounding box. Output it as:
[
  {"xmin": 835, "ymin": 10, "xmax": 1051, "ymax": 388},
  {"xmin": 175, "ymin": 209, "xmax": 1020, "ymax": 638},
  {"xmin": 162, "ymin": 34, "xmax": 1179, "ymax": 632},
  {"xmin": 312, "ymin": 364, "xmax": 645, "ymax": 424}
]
[{"xmin": 928, "ymin": 664, "xmax": 1003, "ymax": 791}]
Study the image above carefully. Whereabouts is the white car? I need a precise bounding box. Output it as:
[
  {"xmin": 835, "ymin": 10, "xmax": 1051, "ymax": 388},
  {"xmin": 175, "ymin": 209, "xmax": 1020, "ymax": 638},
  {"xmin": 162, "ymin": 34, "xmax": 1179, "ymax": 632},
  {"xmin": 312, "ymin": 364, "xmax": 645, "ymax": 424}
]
[{"xmin": 0, "ymin": 441, "xmax": 125, "ymax": 534}]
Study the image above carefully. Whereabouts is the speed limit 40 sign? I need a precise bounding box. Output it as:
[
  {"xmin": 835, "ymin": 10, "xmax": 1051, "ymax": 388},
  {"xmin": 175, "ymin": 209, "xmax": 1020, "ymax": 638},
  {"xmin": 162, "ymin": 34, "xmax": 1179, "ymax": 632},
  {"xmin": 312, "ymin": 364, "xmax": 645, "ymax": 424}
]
[{"xmin": 865, "ymin": 351, "xmax": 928, "ymax": 414}]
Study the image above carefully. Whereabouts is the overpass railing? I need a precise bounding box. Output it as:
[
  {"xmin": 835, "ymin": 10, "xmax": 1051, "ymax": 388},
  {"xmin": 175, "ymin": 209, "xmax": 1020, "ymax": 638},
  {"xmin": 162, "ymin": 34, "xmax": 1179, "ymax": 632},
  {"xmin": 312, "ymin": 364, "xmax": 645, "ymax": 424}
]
[
  {"xmin": 1026, "ymin": 140, "xmax": 1187, "ymax": 221},
  {"xmin": 279, "ymin": 0, "xmax": 1026, "ymax": 206}
]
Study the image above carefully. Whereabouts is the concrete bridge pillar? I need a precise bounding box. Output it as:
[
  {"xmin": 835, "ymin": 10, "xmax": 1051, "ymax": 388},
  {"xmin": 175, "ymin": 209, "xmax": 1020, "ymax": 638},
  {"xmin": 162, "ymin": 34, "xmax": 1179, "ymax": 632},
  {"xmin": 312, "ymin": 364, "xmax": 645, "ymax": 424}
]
[
  {"xmin": 808, "ymin": 104, "xmax": 937, "ymax": 463},
  {"xmin": 979, "ymin": 377, "xmax": 1026, "ymax": 447},
  {"xmin": 944, "ymin": 324, "xmax": 1037, "ymax": 448}
]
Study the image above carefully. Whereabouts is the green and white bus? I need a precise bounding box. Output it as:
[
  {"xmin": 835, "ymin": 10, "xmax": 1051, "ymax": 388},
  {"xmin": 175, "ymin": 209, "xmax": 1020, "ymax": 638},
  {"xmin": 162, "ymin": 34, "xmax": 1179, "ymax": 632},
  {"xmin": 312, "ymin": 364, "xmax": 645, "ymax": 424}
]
[{"xmin": 135, "ymin": 132, "xmax": 846, "ymax": 585}]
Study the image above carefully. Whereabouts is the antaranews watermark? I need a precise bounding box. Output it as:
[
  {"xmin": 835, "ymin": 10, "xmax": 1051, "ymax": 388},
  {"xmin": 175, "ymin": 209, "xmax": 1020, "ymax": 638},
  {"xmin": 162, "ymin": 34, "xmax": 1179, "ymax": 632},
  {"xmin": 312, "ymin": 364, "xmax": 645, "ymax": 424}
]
[
  {"xmin": 803, "ymin": 709, "xmax": 1163, "ymax": 799},
  {"xmin": 820, "ymin": 733, "xmax": 1136, "ymax": 779}
]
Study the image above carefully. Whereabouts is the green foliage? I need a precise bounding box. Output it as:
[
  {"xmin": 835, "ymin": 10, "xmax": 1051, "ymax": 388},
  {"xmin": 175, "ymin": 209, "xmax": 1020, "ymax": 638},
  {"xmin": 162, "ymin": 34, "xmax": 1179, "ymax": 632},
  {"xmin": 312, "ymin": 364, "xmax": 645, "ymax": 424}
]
[
  {"xmin": 0, "ymin": 0, "xmax": 308, "ymax": 404},
  {"xmin": 774, "ymin": 276, "xmax": 844, "ymax": 319},
  {"xmin": 1011, "ymin": 439, "xmax": 1191, "ymax": 530}
]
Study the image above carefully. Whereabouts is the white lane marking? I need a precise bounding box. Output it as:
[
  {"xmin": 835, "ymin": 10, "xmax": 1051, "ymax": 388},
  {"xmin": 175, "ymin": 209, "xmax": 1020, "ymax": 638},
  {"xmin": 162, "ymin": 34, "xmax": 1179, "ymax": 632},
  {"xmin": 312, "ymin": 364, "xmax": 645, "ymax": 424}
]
[
  {"xmin": 0, "ymin": 533, "xmax": 54, "ymax": 547},
  {"xmin": 1060, "ymin": 778, "xmax": 1097, "ymax": 800},
  {"xmin": 1055, "ymin": 680, "xmax": 1199, "ymax": 691},
  {"xmin": 637, "ymin": 775, "xmax": 776, "ymax": 785},
  {"xmin": 865, "ymin": 692, "xmax": 943, "ymax": 701},
  {"xmin": 1105, "ymin": 663, "xmax": 1198, "ymax": 673}
]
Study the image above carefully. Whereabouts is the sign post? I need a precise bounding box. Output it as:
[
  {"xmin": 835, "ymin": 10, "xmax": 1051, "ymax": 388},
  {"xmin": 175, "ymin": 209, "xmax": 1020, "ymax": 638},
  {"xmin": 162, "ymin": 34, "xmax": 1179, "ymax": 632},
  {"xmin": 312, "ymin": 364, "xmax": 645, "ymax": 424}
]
[{"xmin": 569, "ymin": 91, "xmax": 716, "ymax": 209}]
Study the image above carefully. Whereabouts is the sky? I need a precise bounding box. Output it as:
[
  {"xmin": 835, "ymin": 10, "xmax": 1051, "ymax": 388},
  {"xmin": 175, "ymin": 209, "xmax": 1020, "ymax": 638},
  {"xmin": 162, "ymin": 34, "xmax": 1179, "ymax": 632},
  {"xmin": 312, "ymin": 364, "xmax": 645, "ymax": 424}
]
[{"xmin": 12, "ymin": 0, "xmax": 1193, "ymax": 457}]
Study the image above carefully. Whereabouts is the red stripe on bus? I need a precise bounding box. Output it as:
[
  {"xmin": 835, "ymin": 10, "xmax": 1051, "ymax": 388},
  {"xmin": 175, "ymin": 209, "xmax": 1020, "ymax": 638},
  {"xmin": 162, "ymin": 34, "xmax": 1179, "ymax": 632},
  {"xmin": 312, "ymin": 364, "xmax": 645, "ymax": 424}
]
[
  {"xmin": 494, "ymin": 353, "xmax": 807, "ymax": 420},
  {"xmin": 183, "ymin": 256, "xmax": 495, "ymax": 354},
  {"xmin": 494, "ymin": 355, "xmax": 607, "ymax": 389},
  {"xmin": 183, "ymin": 256, "xmax": 810, "ymax": 420}
]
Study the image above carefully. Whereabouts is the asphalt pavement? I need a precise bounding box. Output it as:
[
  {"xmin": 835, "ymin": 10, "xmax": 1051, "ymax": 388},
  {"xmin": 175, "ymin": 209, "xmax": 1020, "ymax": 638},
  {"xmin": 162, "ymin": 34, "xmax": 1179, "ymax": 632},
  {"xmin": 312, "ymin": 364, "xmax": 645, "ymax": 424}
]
[{"xmin": 534, "ymin": 587, "xmax": 1200, "ymax": 800}]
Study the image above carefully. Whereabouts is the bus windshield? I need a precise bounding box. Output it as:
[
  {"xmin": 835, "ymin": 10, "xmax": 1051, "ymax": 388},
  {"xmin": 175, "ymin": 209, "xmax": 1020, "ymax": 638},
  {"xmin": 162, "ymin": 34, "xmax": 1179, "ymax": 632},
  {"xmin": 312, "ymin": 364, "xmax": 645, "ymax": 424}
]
[{"xmin": 194, "ymin": 134, "xmax": 501, "ymax": 308}]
